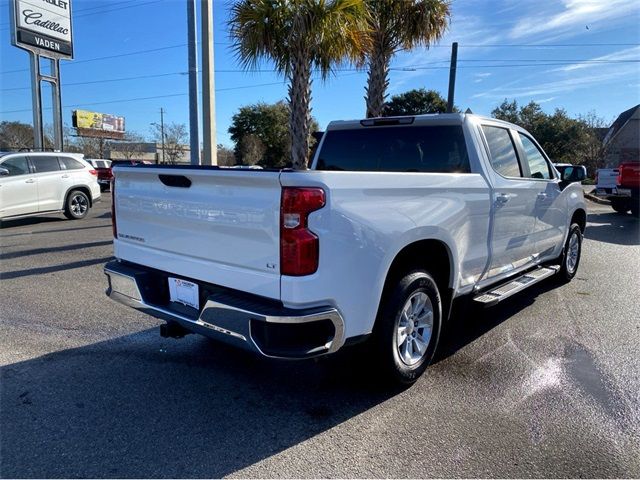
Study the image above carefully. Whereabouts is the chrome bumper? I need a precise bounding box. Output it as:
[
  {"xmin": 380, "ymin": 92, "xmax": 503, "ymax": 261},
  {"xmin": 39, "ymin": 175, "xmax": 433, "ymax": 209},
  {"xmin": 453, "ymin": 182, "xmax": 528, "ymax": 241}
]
[{"xmin": 104, "ymin": 261, "xmax": 345, "ymax": 359}]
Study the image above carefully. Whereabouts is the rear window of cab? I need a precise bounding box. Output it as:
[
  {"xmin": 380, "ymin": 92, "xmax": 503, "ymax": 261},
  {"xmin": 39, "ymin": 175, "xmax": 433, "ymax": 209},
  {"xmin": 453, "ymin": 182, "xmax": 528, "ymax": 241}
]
[{"xmin": 316, "ymin": 125, "xmax": 470, "ymax": 173}]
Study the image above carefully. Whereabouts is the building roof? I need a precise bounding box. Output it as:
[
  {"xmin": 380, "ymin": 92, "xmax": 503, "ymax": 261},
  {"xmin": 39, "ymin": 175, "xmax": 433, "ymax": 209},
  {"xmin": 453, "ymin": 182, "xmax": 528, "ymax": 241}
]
[{"xmin": 603, "ymin": 104, "xmax": 640, "ymax": 146}]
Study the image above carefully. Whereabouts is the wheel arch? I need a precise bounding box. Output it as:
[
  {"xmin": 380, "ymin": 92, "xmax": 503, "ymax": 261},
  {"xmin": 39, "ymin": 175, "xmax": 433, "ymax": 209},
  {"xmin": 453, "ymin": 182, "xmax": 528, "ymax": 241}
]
[
  {"xmin": 571, "ymin": 208, "xmax": 587, "ymax": 233},
  {"xmin": 378, "ymin": 238, "xmax": 455, "ymax": 323},
  {"xmin": 64, "ymin": 185, "xmax": 93, "ymax": 208}
]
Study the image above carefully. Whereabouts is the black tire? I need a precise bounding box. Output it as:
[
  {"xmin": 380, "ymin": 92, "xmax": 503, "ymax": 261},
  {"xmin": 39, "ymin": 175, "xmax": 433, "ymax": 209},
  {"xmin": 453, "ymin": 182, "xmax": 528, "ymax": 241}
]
[
  {"xmin": 610, "ymin": 198, "xmax": 630, "ymax": 214},
  {"xmin": 64, "ymin": 190, "xmax": 90, "ymax": 220},
  {"xmin": 557, "ymin": 223, "xmax": 583, "ymax": 282},
  {"xmin": 631, "ymin": 201, "xmax": 639, "ymax": 218},
  {"xmin": 371, "ymin": 270, "xmax": 442, "ymax": 385}
]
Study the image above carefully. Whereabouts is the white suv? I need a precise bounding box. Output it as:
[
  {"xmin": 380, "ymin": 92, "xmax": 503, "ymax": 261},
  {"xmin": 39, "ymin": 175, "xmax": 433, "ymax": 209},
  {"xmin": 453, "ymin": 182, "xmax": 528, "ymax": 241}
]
[{"xmin": 0, "ymin": 152, "xmax": 101, "ymax": 221}]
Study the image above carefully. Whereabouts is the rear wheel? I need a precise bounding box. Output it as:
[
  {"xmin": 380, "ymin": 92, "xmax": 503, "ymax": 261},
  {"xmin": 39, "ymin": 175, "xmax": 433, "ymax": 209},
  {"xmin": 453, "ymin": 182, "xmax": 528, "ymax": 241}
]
[
  {"xmin": 372, "ymin": 270, "xmax": 441, "ymax": 385},
  {"xmin": 610, "ymin": 198, "xmax": 630, "ymax": 214},
  {"xmin": 64, "ymin": 190, "xmax": 90, "ymax": 220},
  {"xmin": 631, "ymin": 200, "xmax": 639, "ymax": 218}
]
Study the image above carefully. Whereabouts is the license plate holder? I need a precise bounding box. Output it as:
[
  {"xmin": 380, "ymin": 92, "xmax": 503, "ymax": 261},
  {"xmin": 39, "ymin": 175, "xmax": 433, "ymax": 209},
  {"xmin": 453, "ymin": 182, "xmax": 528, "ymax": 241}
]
[{"xmin": 168, "ymin": 277, "xmax": 199, "ymax": 310}]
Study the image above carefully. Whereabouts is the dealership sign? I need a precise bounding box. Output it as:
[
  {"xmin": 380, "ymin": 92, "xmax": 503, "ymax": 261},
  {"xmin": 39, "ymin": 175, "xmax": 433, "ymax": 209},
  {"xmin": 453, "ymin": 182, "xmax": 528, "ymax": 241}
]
[
  {"xmin": 73, "ymin": 110, "xmax": 126, "ymax": 133},
  {"xmin": 11, "ymin": 0, "xmax": 74, "ymax": 58}
]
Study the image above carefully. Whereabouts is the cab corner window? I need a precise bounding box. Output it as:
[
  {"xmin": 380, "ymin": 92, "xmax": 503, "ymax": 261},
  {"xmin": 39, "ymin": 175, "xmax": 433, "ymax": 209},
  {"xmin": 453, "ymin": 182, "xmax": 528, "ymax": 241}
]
[
  {"xmin": 481, "ymin": 125, "xmax": 522, "ymax": 178},
  {"xmin": 0, "ymin": 156, "xmax": 30, "ymax": 176},
  {"xmin": 518, "ymin": 133, "xmax": 552, "ymax": 180},
  {"xmin": 32, "ymin": 156, "xmax": 61, "ymax": 173}
]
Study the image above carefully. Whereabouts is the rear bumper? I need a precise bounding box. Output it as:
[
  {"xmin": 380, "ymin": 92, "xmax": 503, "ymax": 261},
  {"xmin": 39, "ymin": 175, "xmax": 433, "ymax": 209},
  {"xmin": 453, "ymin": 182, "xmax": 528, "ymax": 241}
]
[{"xmin": 104, "ymin": 260, "xmax": 345, "ymax": 359}]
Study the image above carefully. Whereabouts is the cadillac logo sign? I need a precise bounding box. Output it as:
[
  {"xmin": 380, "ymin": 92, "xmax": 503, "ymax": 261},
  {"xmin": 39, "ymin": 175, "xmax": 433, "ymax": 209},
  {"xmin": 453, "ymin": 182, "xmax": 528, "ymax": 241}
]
[{"xmin": 11, "ymin": 0, "xmax": 74, "ymax": 59}]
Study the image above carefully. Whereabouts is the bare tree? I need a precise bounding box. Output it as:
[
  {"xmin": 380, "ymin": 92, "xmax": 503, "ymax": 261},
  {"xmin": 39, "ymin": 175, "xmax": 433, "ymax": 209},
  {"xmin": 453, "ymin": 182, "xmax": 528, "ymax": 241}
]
[
  {"xmin": 150, "ymin": 122, "xmax": 188, "ymax": 164},
  {"xmin": 577, "ymin": 111, "xmax": 610, "ymax": 174},
  {"xmin": 111, "ymin": 132, "xmax": 146, "ymax": 161},
  {"xmin": 217, "ymin": 144, "xmax": 236, "ymax": 166},
  {"xmin": 0, "ymin": 121, "xmax": 35, "ymax": 150}
]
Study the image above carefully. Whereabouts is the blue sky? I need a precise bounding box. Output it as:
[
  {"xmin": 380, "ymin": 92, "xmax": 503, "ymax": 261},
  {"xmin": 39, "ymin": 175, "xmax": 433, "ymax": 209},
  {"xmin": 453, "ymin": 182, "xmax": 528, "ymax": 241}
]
[{"xmin": 1, "ymin": 0, "xmax": 639, "ymax": 147}]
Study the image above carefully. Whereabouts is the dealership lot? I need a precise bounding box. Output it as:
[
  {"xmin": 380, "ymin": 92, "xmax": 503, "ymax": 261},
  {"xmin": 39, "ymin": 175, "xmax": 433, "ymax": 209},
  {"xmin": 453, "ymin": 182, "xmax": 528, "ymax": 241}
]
[{"xmin": 1, "ymin": 197, "xmax": 639, "ymax": 478}]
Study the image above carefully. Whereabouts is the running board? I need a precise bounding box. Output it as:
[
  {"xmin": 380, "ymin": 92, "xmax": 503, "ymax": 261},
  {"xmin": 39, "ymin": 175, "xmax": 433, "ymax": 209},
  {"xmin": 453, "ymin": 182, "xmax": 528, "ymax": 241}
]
[{"xmin": 473, "ymin": 265, "xmax": 560, "ymax": 307}]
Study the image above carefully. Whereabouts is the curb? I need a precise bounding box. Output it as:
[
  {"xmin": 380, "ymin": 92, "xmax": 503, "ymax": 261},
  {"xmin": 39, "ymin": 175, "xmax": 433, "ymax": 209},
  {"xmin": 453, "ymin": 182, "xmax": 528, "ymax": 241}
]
[{"xmin": 584, "ymin": 193, "xmax": 610, "ymax": 205}]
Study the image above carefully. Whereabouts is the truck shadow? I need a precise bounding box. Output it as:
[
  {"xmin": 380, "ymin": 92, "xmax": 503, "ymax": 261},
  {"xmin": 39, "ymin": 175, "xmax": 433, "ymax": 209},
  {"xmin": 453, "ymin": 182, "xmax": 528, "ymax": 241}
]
[
  {"xmin": 584, "ymin": 211, "xmax": 639, "ymax": 246},
  {"xmin": 0, "ymin": 329, "xmax": 395, "ymax": 478}
]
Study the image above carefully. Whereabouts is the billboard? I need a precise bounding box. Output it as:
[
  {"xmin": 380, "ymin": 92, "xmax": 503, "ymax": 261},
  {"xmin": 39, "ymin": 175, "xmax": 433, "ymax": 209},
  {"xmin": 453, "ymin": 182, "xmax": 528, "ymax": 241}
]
[
  {"xmin": 73, "ymin": 110, "xmax": 125, "ymax": 133},
  {"xmin": 11, "ymin": 0, "xmax": 74, "ymax": 58}
]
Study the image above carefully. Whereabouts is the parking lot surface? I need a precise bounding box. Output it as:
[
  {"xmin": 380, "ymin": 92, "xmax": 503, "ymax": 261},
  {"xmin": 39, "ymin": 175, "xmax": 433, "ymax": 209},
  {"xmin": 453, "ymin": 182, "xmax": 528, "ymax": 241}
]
[{"xmin": 1, "ymin": 196, "xmax": 639, "ymax": 478}]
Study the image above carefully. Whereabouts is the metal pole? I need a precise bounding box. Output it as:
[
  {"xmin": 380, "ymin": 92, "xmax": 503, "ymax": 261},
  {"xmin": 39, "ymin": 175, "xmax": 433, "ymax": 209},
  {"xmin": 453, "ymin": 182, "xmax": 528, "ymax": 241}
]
[
  {"xmin": 160, "ymin": 107, "xmax": 165, "ymax": 164},
  {"xmin": 201, "ymin": 0, "xmax": 216, "ymax": 165},
  {"xmin": 51, "ymin": 58, "xmax": 63, "ymax": 151},
  {"xmin": 30, "ymin": 53, "xmax": 44, "ymax": 150},
  {"xmin": 446, "ymin": 42, "xmax": 458, "ymax": 113},
  {"xmin": 187, "ymin": 0, "xmax": 200, "ymax": 165}
]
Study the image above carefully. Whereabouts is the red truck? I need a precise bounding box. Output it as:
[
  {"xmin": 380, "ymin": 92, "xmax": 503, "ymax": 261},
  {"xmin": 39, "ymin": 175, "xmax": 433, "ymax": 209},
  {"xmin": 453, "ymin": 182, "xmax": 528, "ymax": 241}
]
[{"xmin": 596, "ymin": 161, "xmax": 640, "ymax": 216}]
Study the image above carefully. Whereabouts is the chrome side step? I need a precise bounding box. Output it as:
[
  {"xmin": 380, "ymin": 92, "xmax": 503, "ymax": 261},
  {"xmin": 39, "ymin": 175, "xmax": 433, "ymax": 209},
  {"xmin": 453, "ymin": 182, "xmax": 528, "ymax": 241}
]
[{"xmin": 473, "ymin": 265, "xmax": 560, "ymax": 307}]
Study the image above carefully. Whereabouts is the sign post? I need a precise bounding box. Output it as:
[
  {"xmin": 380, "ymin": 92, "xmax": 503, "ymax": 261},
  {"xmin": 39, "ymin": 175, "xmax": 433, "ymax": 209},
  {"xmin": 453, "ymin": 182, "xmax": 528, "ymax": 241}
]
[{"xmin": 10, "ymin": 0, "xmax": 74, "ymax": 151}]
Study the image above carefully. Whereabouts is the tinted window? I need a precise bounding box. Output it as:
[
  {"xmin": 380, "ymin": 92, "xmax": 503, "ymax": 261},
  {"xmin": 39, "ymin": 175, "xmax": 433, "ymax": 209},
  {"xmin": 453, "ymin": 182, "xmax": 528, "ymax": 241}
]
[
  {"xmin": 59, "ymin": 156, "xmax": 85, "ymax": 170},
  {"xmin": 518, "ymin": 133, "xmax": 552, "ymax": 179},
  {"xmin": 0, "ymin": 156, "xmax": 30, "ymax": 176},
  {"xmin": 482, "ymin": 126, "xmax": 522, "ymax": 178},
  {"xmin": 316, "ymin": 125, "xmax": 470, "ymax": 173},
  {"xmin": 32, "ymin": 156, "xmax": 61, "ymax": 173}
]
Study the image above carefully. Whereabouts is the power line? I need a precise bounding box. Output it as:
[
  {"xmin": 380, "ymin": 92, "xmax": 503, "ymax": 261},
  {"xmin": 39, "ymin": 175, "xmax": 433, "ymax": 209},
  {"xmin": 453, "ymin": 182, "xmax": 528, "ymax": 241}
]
[{"xmin": 0, "ymin": 71, "xmax": 189, "ymax": 92}]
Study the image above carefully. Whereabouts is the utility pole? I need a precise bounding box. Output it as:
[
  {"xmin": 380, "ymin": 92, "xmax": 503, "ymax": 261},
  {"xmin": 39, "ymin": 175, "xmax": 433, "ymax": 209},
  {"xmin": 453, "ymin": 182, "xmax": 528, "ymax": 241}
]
[
  {"xmin": 187, "ymin": 0, "xmax": 200, "ymax": 165},
  {"xmin": 201, "ymin": 0, "xmax": 217, "ymax": 165},
  {"xmin": 446, "ymin": 42, "xmax": 458, "ymax": 113},
  {"xmin": 160, "ymin": 107, "xmax": 165, "ymax": 164}
]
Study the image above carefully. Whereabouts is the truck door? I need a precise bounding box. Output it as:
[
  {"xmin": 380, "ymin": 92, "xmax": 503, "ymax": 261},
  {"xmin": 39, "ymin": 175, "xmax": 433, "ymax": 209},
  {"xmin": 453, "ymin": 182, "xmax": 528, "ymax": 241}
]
[
  {"xmin": 512, "ymin": 132, "xmax": 565, "ymax": 260},
  {"xmin": 479, "ymin": 124, "xmax": 540, "ymax": 285}
]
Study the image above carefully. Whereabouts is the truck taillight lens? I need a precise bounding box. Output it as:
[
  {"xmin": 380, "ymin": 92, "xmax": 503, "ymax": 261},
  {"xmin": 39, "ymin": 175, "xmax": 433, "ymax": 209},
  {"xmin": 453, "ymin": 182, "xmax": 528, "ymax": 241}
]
[
  {"xmin": 280, "ymin": 187, "xmax": 325, "ymax": 276},
  {"xmin": 111, "ymin": 178, "xmax": 117, "ymax": 239}
]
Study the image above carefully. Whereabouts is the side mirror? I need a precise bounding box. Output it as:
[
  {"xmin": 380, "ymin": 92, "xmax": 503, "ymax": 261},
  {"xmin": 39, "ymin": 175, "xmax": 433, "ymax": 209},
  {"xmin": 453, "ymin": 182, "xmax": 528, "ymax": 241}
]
[
  {"xmin": 561, "ymin": 165, "xmax": 586, "ymax": 183},
  {"xmin": 0, "ymin": 167, "xmax": 9, "ymax": 176}
]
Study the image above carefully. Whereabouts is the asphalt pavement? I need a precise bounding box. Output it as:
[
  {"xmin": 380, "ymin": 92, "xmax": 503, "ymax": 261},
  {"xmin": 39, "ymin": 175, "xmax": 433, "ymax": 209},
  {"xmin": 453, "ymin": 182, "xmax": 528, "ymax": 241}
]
[{"xmin": 1, "ymin": 195, "xmax": 639, "ymax": 478}]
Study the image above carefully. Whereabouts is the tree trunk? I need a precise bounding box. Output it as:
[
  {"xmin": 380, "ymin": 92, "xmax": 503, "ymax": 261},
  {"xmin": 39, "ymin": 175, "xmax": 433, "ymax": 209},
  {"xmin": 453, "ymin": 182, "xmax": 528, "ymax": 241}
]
[
  {"xmin": 288, "ymin": 47, "xmax": 312, "ymax": 170},
  {"xmin": 365, "ymin": 41, "xmax": 391, "ymax": 118}
]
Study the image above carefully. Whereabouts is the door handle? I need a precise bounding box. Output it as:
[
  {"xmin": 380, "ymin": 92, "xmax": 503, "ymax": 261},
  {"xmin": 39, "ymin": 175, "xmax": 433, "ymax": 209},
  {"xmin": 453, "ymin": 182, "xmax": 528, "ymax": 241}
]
[
  {"xmin": 496, "ymin": 193, "xmax": 510, "ymax": 204},
  {"xmin": 537, "ymin": 192, "xmax": 548, "ymax": 199},
  {"xmin": 25, "ymin": 178, "xmax": 35, "ymax": 183},
  {"xmin": 61, "ymin": 174, "xmax": 70, "ymax": 178}
]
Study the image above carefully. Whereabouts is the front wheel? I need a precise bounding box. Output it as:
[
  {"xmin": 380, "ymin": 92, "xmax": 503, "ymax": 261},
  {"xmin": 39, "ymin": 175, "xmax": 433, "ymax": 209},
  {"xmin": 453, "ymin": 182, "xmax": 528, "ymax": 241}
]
[
  {"xmin": 372, "ymin": 270, "xmax": 442, "ymax": 385},
  {"xmin": 557, "ymin": 223, "xmax": 583, "ymax": 282},
  {"xmin": 64, "ymin": 190, "xmax": 90, "ymax": 220}
]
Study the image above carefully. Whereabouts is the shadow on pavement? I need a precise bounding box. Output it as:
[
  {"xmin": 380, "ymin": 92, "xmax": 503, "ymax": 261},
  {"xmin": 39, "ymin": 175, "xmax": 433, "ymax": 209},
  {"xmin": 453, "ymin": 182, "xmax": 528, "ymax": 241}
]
[
  {"xmin": 584, "ymin": 211, "xmax": 639, "ymax": 246},
  {"xmin": 0, "ymin": 215, "xmax": 65, "ymax": 229},
  {"xmin": 0, "ymin": 240, "xmax": 113, "ymax": 260},
  {"xmin": 0, "ymin": 256, "xmax": 114, "ymax": 280},
  {"xmin": 0, "ymin": 330, "xmax": 396, "ymax": 478}
]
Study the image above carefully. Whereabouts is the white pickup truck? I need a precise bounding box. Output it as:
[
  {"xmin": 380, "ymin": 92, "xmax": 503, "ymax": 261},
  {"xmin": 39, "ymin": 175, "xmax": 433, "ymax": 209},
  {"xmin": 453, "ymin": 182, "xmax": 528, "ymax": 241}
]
[{"xmin": 104, "ymin": 114, "xmax": 587, "ymax": 384}]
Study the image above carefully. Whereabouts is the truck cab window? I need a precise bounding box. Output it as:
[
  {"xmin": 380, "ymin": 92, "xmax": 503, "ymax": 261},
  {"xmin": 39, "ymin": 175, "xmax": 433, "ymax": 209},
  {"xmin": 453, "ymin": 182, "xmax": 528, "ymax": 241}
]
[
  {"xmin": 518, "ymin": 133, "xmax": 553, "ymax": 180},
  {"xmin": 481, "ymin": 125, "xmax": 522, "ymax": 178}
]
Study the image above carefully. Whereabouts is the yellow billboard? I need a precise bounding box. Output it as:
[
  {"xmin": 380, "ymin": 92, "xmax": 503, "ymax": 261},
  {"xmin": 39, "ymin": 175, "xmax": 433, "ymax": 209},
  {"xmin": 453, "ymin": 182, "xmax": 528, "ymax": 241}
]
[{"xmin": 73, "ymin": 110, "xmax": 125, "ymax": 132}]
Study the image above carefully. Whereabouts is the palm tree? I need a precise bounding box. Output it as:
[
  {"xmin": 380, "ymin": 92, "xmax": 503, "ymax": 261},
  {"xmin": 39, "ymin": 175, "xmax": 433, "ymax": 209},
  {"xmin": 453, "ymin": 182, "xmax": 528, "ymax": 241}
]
[
  {"xmin": 229, "ymin": 0, "xmax": 368, "ymax": 169},
  {"xmin": 364, "ymin": 0, "xmax": 450, "ymax": 118}
]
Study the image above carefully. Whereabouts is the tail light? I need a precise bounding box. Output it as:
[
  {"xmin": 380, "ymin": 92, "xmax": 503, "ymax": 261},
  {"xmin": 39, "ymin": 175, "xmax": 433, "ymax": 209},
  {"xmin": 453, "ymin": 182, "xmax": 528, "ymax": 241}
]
[
  {"xmin": 89, "ymin": 169, "xmax": 98, "ymax": 176},
  {"xmin": 280, "ymin": 187, "xmax": 325, "ymax": 276},
  {"xmin": 111, "ymin": 177, "xmax": 117, "ymax": 238}
]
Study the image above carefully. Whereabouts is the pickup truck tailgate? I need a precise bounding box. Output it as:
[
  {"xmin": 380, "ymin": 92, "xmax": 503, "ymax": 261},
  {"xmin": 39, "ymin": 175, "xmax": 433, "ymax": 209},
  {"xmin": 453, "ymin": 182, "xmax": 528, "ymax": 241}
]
[{"xmin": 113, "ymin": 166, "xmax": 282, "ymax": 299}]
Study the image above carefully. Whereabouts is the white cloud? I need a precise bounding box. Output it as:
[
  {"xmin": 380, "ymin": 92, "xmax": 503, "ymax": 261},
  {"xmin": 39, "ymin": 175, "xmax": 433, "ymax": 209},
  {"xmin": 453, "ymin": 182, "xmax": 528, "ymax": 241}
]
[
  {"xmin": 553, "ymin": 45, "xmax": 640, "ymax": 72},
  {"xmin": 509, "ymin": 0, "xmax": 639, "ymax": 40}
]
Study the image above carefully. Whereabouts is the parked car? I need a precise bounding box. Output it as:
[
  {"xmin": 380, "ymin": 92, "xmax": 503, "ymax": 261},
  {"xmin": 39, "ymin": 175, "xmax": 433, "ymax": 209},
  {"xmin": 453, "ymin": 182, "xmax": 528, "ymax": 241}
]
[
  {"xmin": 0, "ymin": 152, "xmax": 101, "ymax": 221},
  {"xmin": 596, "ymin": 162, "xmax": 640, "ymax": 215},
  {"xmin": 104, "ymin": 113, "xmax": 586, "ymax": 384},
  {"xmin": 87, "ymin": 159, "xmax": 113, "ymax": 191}
]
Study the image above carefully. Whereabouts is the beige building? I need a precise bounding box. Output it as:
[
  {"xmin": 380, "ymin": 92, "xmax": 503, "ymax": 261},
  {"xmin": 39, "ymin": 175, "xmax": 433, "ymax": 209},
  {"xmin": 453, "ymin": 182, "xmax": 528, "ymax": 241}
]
[
  {"xmin": 602, "ymin": 104, "xmax": 639, "ymax": 167},
  {"xmin": 105, "ymin": 142, "xmax": 192, "ymax": 164}
]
